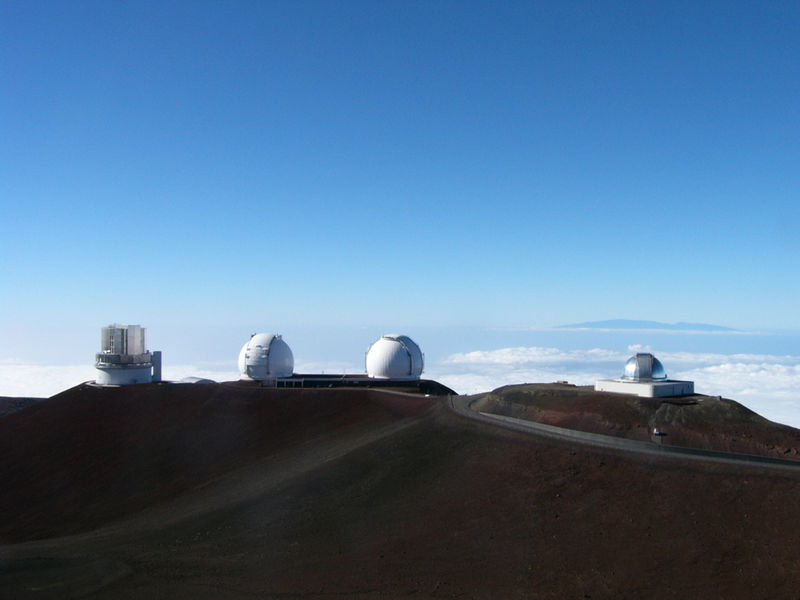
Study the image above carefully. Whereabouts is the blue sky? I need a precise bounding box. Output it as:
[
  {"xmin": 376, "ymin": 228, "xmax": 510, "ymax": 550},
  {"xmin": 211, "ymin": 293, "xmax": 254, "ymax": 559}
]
[{"xmin": 1, "ymin": 2, "xmax": 799, "ymax": 405}]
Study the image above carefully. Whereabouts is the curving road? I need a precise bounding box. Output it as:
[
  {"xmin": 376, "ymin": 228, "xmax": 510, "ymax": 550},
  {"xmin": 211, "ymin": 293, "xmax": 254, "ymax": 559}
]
[{"xmin": 447, "ymin": 394, "xmax": 800, "ymax": 472}]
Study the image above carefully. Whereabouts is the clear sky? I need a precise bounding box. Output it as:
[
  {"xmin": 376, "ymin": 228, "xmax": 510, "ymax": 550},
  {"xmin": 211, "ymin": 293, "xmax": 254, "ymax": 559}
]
[{"xmin": 1, "ymin": 1, "xmax": 799, "ymax": 366}]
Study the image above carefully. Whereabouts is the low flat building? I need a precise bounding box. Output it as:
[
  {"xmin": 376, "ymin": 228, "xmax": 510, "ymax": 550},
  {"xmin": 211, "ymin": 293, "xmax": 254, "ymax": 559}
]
[{"xmin": 595, "ymin": 352, "xmax": 693, "ymax": 398}]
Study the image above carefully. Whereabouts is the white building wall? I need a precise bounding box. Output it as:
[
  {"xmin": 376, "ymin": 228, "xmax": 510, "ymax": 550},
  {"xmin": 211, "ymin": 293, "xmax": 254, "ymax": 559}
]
[
  {"xmin": 95, "ymin": 365, "xmax": 153, "ymax": 385},
  {"xmin": 126, "ymin": 325, "xmax": 146, "ymax": 355},
  {"xmin": 595, "ymin": 379, "xmax": 694, "ymax": 398}
]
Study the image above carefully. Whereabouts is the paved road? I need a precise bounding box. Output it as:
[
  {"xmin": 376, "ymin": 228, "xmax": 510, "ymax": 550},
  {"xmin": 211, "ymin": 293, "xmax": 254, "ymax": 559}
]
[{"xmin": 447, "ymin": 394, "xmax": 800, "ymax": 472}]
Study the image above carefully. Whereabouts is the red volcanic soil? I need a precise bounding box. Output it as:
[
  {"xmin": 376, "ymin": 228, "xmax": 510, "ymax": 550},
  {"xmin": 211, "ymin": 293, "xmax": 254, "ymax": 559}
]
[
  {"xmin": 477, "ymin": 383, "xmax": 800, "ymax": 459},
  {"xmin": 2, "ymin": 383, "xmax": 800, "ymax": 599}
]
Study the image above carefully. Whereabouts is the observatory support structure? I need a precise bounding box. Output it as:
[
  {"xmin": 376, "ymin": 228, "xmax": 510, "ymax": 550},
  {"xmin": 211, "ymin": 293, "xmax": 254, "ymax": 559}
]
[{"xmin": 152, "ymin": 350, "xmax": 162, "ymax": 382}]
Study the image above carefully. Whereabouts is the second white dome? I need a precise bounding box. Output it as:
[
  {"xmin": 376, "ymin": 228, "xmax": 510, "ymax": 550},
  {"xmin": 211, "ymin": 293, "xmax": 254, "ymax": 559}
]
[{"xmin": 366, "ymin": 334, "xmax": 424, "ymax": 380}]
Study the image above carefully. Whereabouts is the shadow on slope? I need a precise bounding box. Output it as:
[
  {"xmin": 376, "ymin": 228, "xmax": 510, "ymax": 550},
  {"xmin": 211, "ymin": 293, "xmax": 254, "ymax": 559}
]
[
  {"xmin": 0, "ymin": 382, "xmax": 436, "ymax": 542},
  {"xmin": 0, "ymin": 397, "xmax": 42, "ymax": 418}
]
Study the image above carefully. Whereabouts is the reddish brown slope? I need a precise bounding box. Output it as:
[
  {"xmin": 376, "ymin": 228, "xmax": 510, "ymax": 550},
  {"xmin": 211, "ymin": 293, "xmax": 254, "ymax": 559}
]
[
  {"xmin": 2, "ymin": 384, "xmax": 800, "ymax": 599},
  {"xmin": 0, "ymin": 382, "xmax": 436, "ymax": 542},
  {"xmin": 478, "ymin": 383, "xmax": 800, "ymax": 458},
  {"xmin": 46, "ymin": 403, "xmax": 800, "ymax": 600},
  {"xmin": 0, "ymin": 396, "xmax": 41, "ymax": 418}
]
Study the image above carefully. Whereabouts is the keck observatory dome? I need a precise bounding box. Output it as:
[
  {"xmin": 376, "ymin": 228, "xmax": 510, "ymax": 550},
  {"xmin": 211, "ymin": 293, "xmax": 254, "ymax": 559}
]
[
  {"xmin": 238, "ymin": 333, "xmax": 294, "ymax": 380},
  {"xmin": 366, "ymin": 334, "xmax": 424, "ymax": 380},
  {"xmin": 621, "ymin": 353, "xmax": 667, "ymax": 381}
]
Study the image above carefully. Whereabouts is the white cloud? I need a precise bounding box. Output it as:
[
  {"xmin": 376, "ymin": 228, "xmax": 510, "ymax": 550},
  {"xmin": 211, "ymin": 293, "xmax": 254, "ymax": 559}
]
[
  {"xmin": 675, "ymin": 363, "xmax": 800, "ymax": 427},
  {"xmin": 0, "ymin": 363, "xmax": 241, "ymax": 397},
  {"xmin": 0, "ymin": 364, "xmax": 97, "ymax": 398},
  {"xmin": 627, "ymin": 344, "xmax": 653, "ymax": 353},
  {"xmin": 659, "ymin": 351, "xmax": 800, "ymax": 367},
  {"xmin": 443, "ymin": 346, "xmax": 626, "ymax": 366}
]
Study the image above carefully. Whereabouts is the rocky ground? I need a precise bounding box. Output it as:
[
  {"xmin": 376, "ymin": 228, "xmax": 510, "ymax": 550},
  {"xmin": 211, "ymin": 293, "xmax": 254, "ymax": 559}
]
[{"xmin": 1, "ymin": 382, "xmax": 799, "ymax": 599}]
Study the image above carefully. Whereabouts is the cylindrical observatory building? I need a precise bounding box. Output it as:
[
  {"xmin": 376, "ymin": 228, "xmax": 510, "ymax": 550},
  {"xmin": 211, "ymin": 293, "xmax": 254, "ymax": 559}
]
[{"xmin": 95, "ymin": 324, "xmax": 162, "ymax": 385}]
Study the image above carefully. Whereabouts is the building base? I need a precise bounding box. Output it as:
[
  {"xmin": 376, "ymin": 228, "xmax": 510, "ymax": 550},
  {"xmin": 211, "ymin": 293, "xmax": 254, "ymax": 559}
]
[
  {"xmin": 95, "ymin": 365, "xmax": 153, "ymax": 386},
  {"xmin": 594, "ymin": 379, "xmax": 694, "ymax": 398}
]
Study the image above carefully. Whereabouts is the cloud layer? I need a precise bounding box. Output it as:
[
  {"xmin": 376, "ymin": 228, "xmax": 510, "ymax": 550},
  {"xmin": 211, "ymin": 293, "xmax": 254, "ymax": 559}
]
[{"xmin": 0, "ymin": 363, "xmax": 239, "ymax": 398}]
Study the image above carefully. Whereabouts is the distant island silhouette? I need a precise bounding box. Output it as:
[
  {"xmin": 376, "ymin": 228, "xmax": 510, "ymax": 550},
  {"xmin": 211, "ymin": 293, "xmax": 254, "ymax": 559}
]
[{"xmin": 557, "ymin": 319, "xmax": 737, "ymax": 332}]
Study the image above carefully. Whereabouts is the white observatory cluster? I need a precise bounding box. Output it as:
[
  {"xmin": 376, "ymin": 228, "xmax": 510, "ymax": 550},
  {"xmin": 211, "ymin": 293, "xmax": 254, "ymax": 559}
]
[
  {"xmin": 95, "ymin": 324, "xmax": 162, "ymax": 385},
  {"xmin": 365, "ymin": 334, "xmax": 424, "ymax": 380},
  {"xmin": 92, "ymin": 324, "xmax": 427, "ymax": 387},
  {"xmin": 595, "ymin": 353, "xmax": 693, "ymax": 398},
  {"xmin": 235, "ymin": 332, "xmax": 425, "ymax": 382},
  {"xmin": 238, "ymin": 333, "xmax": 295, "ymax": 380},
  {"xmin": 87, "ymin": 324, "xmax": 705, "ymax": 401}
]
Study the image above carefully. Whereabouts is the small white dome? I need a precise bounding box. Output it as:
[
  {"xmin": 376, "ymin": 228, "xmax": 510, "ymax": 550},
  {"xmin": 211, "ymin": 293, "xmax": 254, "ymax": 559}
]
[
  {"xmin": 238, "ymin": 333, "xmax": 294, "ymax": 380},
  {"xmin": 366, "ymin": 334, "xmax": 424, "ymax": 380},
  {"xmin": 622, "ymin": 353, "xmax": 667, "ymax": 381}
]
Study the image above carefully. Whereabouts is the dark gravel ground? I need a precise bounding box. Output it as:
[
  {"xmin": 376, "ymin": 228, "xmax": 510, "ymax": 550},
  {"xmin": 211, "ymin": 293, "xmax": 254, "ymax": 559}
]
[
  {"xmin": 2, "ymin": 383, "xmax": 800, "ymax": 599},
  {"xmin": 0, "ymin": 396, "xmax": 42, "ymax": 418}
]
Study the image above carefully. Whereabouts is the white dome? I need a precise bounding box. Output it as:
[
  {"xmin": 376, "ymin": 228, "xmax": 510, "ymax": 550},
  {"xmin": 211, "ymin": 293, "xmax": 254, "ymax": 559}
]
[
  {"xmin": 178, "ymin": 377, "xmax": 216, "ymax": 384},
  {"xmin": 622, "ymin": 353, "xmax": 667, "ymax": 381},
  {"xmin": 238, "ymin": 333, "xmax": 294, "ymax": 380},
  {"xmin": 366, "ymin": 334, "xmax": 424, "ymax": 380}
]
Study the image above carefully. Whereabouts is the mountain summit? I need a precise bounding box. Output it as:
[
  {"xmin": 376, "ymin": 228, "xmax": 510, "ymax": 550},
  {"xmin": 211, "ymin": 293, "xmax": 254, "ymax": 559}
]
[
  {"xmin": 2, "ymin": 382, "xmax": 798, "ymax": 599},
  {"xmin": 557, "ymin": 319, "xmax": 737, "ymax": 332}
]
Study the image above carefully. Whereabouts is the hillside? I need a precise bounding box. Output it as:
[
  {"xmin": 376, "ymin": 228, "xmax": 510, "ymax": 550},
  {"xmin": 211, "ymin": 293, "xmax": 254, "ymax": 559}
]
[
  {"xmin": 0, "ymin": 396, "xmax": 42, "ymax": 418},
  {"xmin": 0, "ymin": 381, "xmax": 436, "ymax": 542},
  {"xmin": 2, "ymin": 382, "xmax": 800, "ymax": 599},
  {"xmin": 475, "ymin": 383, "xmax": 800, "ymax": 459}
]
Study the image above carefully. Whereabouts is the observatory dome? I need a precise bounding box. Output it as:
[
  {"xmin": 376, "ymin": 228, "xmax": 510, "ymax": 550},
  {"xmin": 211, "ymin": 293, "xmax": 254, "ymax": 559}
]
[
  {"xmin": 238, "ymin": 333, "xmax": 294, "ymax": 380},
  {"xmin": 622, "ymin": 353, "xmax": 667, "ymax": 381},
  {"xmin": 366, "ymin": 334, "xmax": 424, "ymax": 380},
  {"xmin": 95, "ymin": 324, "xmax": 160, "ymax": 385}
]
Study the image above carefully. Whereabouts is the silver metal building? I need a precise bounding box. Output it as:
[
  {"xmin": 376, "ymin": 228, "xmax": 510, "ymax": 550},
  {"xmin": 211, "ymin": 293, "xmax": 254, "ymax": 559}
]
[
  {"xmin": 622, "ymin": 353, "xmax": 668, "ymax": 381},
  {"xmin": 595, "ymin": 352, "xmax": 693, "ymax": 397},
  {"xmin": 95, "ymin": 324, "xmax": 162, "ymax": 385}
]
